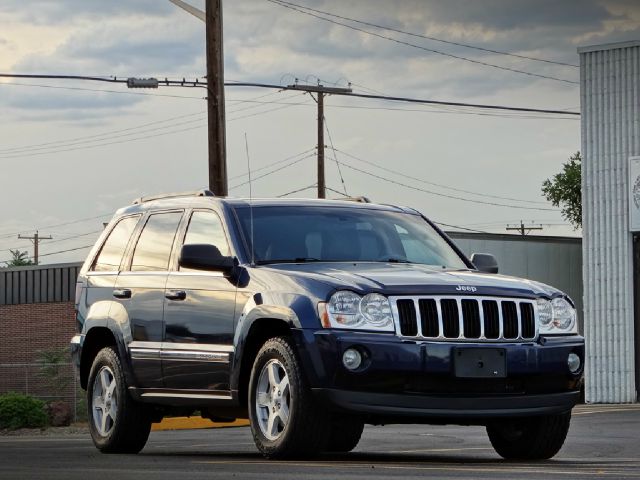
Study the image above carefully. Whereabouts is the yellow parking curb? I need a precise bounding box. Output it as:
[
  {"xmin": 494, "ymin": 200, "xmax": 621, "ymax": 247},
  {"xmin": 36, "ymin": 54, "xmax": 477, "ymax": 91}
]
[{"xmin": 152, "ymin": 416, "xmax": 249, "ymax": 431}]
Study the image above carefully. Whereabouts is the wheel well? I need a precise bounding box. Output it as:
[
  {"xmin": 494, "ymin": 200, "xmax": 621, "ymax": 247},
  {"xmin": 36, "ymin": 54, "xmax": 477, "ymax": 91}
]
[
  {"xmin": 237, "ymin": 318, "xmax": 291, "ymax": 407},
  {"xmin": 80, "ymin": 327, "xmax": 117, "ymax": 390}
]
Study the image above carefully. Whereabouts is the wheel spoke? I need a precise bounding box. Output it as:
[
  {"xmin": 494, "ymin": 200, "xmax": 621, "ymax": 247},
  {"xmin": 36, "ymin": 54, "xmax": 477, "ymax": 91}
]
[
  {"xmin": 268, "ymin": 362, "xmax": 280, "ymax": 388},
  {"xmin": 279, "ymin": 401, "xmax": 290, "ymax": 425},
  {"xmin": 278, "ymin": 375, "xmax": 289, "ymax": 395},
  {"xmin": 266, "ymin": 411, "xmax": 277, "ymax": 437},
  {"xmin": 100, "ymin": 408, "xmax": 108, "ymax": 435},
  {"xmin": 106, "ymin": 380, "xmax": 116, "ymax": 398},
  {"xmin": 100, "ymin": 369, "xmax": 110, "ymax": 394},
  {"xmin": 93, "ymin": 396, "xmax": 104, "ymax": 410},
  {"xmin": 257, "ymin": 392, "xmax": 270, "ymax": 407}
]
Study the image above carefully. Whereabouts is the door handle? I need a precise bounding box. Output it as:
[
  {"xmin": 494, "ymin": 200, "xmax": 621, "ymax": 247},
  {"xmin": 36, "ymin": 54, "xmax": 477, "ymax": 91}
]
[
  {"xmin": 113, "ymin": 288, "xmax": 131, "ymax": 299},
  {"xmin": 165, "ymin": 290, "xmax": 187, "ymax": 301}
]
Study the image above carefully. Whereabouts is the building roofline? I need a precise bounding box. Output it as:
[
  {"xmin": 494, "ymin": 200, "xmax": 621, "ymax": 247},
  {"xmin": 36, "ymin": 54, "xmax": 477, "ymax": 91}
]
[
  {"xmin": 446, "ymin": 231, "xmax": 582, "ymax": 244},
  {"xmin": 578, "ymin": 40, "xmax": 640, "ymax": 54}
]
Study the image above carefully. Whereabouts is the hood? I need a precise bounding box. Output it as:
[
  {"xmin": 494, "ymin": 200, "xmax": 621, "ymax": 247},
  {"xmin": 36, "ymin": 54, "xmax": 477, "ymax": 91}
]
[{"xmin": 262, "ymin": 262, "xmax": 563, "ymax": 299}]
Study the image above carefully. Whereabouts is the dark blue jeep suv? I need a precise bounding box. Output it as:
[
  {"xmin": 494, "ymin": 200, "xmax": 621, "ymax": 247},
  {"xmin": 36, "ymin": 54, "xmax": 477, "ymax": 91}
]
[{"xmin": 71, "ymin": 190, "xmax": 584, "ymax": 459}]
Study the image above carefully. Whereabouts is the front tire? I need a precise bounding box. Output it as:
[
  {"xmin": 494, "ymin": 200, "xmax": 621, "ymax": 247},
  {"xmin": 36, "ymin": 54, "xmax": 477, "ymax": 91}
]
[
  {"xmin": 326, "ymin": 416, "xmax": 364, "ymax": 453},
  {"xmin": 87, "ymin": 347, "xmax": 152, "ymax": 453},
  {"xmin": 248, "ymin": 336, "xmax": 331, "ymax": 458},
  {"xmin": 487, "ymin": 412, "xmax": 571, "ymax": 460}
]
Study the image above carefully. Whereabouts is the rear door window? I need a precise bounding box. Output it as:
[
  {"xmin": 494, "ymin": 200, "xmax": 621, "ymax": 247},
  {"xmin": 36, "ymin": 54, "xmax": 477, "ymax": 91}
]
[
  {"xmin": 130, "ymin": 212, "xmax": 183, "ymax": 272},
  {"xmin": 93, "ymin": 216, "xmax": 140, "ymax": 272}
]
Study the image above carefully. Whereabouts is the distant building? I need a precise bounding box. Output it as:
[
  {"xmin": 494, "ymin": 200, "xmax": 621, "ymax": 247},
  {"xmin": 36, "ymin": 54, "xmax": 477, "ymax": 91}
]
[{"xmin": 579, "ymin": 40, "xmax": 640, "ymax": 403}]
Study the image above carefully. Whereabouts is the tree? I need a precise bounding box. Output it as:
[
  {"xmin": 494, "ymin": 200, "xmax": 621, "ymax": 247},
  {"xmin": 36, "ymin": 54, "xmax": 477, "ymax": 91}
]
[
  {"xmin": 542, "ymin": 151, "xmax": 582, "ymax": 230},
  {"xmin": 4, "ymin": 249, "xmax": 34, "ymax": 267}
]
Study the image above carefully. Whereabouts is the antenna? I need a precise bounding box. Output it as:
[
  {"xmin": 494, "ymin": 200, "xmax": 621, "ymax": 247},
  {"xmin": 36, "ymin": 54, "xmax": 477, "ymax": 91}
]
[{"xmin": 244, "ymin": 133, "xmax": 255, "ymax": 266}]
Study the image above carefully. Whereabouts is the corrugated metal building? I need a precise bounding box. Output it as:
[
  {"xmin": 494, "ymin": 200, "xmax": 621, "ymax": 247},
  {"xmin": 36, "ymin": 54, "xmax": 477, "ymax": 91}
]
[{"xmin": 579, "ymin": 40, "xmax": 640, "ymax": 403}]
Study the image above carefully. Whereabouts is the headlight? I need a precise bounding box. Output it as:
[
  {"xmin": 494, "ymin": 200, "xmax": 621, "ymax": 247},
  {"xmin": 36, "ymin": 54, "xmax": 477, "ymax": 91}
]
[
  {"xmin": 318, "ymin": 291, "xmax": 394, "ymax": 332},
  {"xmin": 538, "ymin": 297, "xmax": 577, "ymax": 334}
]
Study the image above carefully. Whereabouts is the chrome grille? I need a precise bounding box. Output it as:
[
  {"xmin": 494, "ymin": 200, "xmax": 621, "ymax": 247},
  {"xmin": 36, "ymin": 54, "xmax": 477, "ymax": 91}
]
[{"xmin": 391, "ymin": 296, "xmax": 538, "ymax": 342}]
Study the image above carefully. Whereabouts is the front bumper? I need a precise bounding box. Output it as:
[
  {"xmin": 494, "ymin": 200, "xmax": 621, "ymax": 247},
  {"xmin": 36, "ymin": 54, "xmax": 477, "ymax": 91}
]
[
  {"xmin": 314, "ymin": 389, "xmax": 580, "ymax": 423},
  {"xmin": 297, "ymin": 329, "xmax": 584, "ymax": 422}
]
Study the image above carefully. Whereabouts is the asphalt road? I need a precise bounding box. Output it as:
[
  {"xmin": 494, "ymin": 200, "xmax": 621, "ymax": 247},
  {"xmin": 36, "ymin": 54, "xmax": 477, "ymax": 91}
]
[{"xmin": 1, "ymin": 404, "xmax": 639, "ymax": 479}]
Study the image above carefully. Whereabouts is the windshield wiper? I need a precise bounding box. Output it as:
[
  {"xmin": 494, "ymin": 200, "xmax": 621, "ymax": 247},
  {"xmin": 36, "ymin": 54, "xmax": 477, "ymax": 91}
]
[
  {"xmin": 255, "ymin": 258, "xmax": 322, "ymax": 265},
  {"xmin": 380, "ymin": 258, "xmax": 411, "ymax": 263}
]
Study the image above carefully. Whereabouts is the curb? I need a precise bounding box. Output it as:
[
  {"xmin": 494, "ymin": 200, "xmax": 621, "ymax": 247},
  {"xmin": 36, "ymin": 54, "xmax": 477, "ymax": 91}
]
[{"xmin": 151, "ymin": 416, "xmax": 249, "ymax": 431}]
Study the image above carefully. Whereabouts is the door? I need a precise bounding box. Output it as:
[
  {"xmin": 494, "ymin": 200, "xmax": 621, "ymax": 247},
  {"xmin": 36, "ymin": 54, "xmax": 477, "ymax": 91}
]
[
  {"xmin": 116, "ymin": 211, "xmax": 183, "ymax": 389},
  {"xmin": 162, "ymin": 209, "xmax": 237, "ymax": 392}
]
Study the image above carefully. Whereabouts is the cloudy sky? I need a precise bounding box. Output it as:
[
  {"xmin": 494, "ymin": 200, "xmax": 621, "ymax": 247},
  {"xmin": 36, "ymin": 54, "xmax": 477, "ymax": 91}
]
[{"xmin": 1, "ymin": 0, "xmax": 639, "ymax": 264}]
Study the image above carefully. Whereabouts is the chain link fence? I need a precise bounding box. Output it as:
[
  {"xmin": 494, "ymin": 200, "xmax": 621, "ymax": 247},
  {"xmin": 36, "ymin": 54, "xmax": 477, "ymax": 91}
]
[{"xmin": 0, "ymin": 362, "xmax": 86, "ymax": 423}]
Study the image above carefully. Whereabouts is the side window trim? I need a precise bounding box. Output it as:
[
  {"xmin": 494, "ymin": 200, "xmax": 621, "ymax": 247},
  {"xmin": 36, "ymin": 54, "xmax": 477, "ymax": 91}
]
[
  {"xmin": 89, "ymin": 214, "xmax": 142, "ymax": 273},
  {"xmin": 125, "ymin": 209, "xmax": 185, "ymax": 272}
]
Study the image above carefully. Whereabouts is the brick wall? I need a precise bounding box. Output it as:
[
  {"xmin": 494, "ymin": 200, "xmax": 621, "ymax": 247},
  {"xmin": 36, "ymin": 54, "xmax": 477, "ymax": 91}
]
[
  {"xmin": 0, "ymin": 302, "xmax": 77, "ymax": 401},
  {"xmin": 0, "ymin": 302, "xmax": 76, "ymax": 364}
]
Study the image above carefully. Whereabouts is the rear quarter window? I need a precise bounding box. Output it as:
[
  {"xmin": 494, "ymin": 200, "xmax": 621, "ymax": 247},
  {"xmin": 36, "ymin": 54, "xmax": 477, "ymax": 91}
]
[{"xmin": 92, "ymin": 216, "xmax": 140, "ymax": 272}]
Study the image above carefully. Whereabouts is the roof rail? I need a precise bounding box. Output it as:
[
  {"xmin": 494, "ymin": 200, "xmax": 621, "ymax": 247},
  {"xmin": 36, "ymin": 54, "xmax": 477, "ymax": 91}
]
[
  {"xmin": 337, "ymin": 196, "xmax": 372, "ymax": 203},
  {"xmin": 132, "ymin": 189, "xmax": 215, "ymax": 205}
]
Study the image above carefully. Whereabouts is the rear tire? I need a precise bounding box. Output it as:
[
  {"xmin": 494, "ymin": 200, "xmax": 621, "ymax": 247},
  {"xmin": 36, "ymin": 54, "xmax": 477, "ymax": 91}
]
[
  {"xmin": 248, "ymin": 336, "xmax": 331, "ymax": 458},
  {"xmin": 325, "ymin": 416, "xmax": 364, "ymax": 453},
  {"xmin": 487, "ymin": 412, "xmax": 571, "ymax": 460},
  {"xmin": 87, "ymin": 347, "xmax": 152, "ymax": 454}
]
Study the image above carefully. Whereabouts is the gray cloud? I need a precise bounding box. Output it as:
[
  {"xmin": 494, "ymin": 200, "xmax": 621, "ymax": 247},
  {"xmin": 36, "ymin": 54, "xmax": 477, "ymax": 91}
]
[{"xmin": 0, "ymin": 0, "xmax": 174, "ymax": 24}]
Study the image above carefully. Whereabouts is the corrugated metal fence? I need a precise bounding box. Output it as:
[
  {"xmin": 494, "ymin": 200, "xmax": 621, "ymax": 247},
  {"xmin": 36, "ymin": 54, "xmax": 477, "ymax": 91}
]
[{"xmin": 0, "ymin": 262, "xmax": 81, "ymax": 305}]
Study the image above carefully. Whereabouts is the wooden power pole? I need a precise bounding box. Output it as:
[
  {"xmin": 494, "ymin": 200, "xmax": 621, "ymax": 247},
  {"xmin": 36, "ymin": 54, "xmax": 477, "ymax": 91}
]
[
  {"xmin": 205, "ymin": 0, "xmax": 228, "ymax": 196},
  {"xmin": 506, "ymin": 221, "xmax": 543, "ymax": 236},
  {"xmin": 18, "ymin": 231, "xmax": 52, "ymax": 265},
  {"xmin": 287, "ymin": 84, "xmax": 352, "ymax": 199}
]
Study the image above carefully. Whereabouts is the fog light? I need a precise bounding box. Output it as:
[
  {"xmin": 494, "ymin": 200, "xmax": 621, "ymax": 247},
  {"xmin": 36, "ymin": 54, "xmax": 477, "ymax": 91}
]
[
  {"xmin": 342, "ymin": 348, "xmax": 362, "ymax": 371},
  {"xmin": 567, "ymin": 353, "xmax": 581, "ymax": 373}
]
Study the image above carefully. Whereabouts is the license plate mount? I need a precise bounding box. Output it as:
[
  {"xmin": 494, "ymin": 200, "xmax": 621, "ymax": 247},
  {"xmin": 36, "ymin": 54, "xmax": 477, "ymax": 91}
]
[{"xmin": 454, "ymin": 348, "xmax": 506, "ymax": 378}]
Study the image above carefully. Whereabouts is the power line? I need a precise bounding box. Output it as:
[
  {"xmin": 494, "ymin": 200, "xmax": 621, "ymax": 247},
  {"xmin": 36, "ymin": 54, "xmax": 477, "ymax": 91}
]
[
  {"xmin": 269, "ymin": 0, "xmax": 578, "ymax": 68},
  {"xmin": 0, "ymin": 99, "xmax": 311, "ymax": 161},
  {"xmin": 229, "ymin": 148, "xmax": 316, "ymax": 181},
  {"xmin": 0, "ymin": 213, "xmax": 112, "ymax": 240},
  {"xmin": 226, "ymin": 81, "xmax": 580, "ymax": 116},
  {"xmin": 230, "ymin": 153, "xmax": 315, "ymax": 190},
  {"xmin": 277, "ymin": 184, "xmax": 317, "ymax": 197},
  {"xmin": 331, "ymin": 147, "xmax": 549, "ymax": 205},
  {"xmin": 432, "ymin": 221, "xmax": 491, "ymax": 234},
  {"xmin": 1, "ymin": 73, "xmax": 581, "ymax": 115},
  {"xmin": 265, "ymin": 0, "xmax": 578, "ymax": 85},
  {"xmin": 0, "ymin": 93, "xmax": 305, "ymax": 157},
  {"xmin": 326, "ymin": 102, "xmax": 580, "ymax": 121},
  {"xmin": 336, "ymin": 161, "xmax": 558, "ymax": 211},
  {"xmin": 0, "ymin": 81, "xmax": 205, "ymax": 100},
  {"xmin": 1, "ymin": 229, "xmax": 103, "ymax": 251},
  {"xmin": 323, "ymin": 116, "xmax": 348, "ymax": 196}
]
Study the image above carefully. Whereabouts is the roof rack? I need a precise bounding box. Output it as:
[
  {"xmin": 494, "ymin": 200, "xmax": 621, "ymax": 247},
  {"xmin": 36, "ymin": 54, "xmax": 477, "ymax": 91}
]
[
  {"xmin": 337, "ymin": 196, "xmax": 372, "ymax": 203},
  {"xmin": 132, "ymin": 189, "xmax": 215, "ymax": 205}
]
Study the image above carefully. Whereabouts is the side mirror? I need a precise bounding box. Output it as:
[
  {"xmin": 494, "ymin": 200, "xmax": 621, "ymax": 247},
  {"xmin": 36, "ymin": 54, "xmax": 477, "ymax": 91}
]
[
  {"xmin": 179, "ymin": 244, "xmax": 235, "ymax": 273},
  {"xmin": 471, "ymin": 253, "xmax": 498, "ymax": 274}
]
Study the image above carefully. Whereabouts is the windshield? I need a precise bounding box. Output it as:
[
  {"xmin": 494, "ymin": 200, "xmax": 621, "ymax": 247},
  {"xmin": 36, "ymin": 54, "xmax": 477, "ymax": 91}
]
[{"xmin": 234, "ymin": 205, "xmax": 468, "ymax": 269}]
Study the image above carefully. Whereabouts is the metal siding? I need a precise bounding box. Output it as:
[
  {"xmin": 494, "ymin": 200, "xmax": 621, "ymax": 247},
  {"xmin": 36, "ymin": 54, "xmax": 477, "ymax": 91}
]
[
  {"xmin": 26, "ymin": 270, "xmax": 33, "ymax": 304},
  {"xmin": 448, "ymin": 234, "xmax": 583, "ymax": 319},
  {"xmin": 581, "ymin": 43, "xmax": 639, "ymax": 403},
  {"xmin": 12, "ymin": 271, "xmax": 19, "ymax": 304},
  {"xmin": 62, "ymin": 268, "xmax": 69, "ymax": 301},
  {"xmin": 33, "ymin": 269, "xmax": 40, "ymax": 304}
]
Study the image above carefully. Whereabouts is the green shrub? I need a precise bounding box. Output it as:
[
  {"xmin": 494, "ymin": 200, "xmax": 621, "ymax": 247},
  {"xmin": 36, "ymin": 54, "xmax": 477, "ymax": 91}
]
[{"xmin": 0, "ymin": 392, "xmax": 48, "ymax": 430}]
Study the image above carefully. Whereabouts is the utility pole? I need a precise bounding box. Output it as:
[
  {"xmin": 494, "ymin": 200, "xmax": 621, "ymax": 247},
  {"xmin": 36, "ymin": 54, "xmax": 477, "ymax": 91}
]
[
  {"xmin": 206, "ymin": 0, "xmax": 227, "ymax": 196},
  {"xmin": 18, "ymin": 231, "xmax": 52, "ymax": 265},
  {"xmin": 317, "ymin": 91, "xmax": 325, "ymax": 198},
  {"xmin": 506, "ymin": 221, "xmax": 543, "ymax": 236},
  {"xmin": 287, "ymin": 84, "xmax": 352, "ymax": 199}
]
